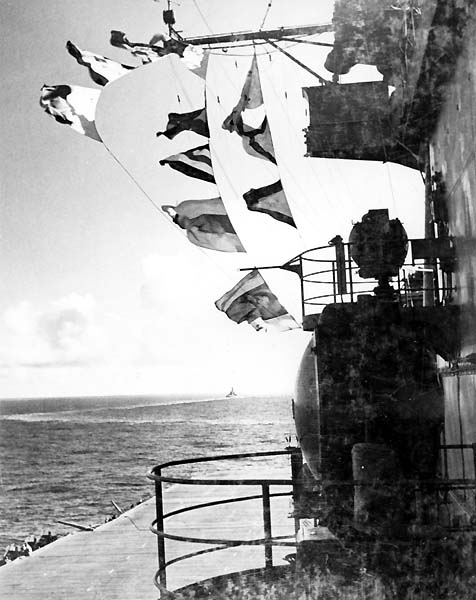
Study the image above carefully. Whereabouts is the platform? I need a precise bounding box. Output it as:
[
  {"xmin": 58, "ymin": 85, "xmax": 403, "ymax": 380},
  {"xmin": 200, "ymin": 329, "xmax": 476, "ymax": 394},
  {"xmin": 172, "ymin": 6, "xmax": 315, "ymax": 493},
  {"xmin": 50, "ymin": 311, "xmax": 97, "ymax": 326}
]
[{"xmin": 0, "ymin": 473, "xmax": 294, "ymax": 599}]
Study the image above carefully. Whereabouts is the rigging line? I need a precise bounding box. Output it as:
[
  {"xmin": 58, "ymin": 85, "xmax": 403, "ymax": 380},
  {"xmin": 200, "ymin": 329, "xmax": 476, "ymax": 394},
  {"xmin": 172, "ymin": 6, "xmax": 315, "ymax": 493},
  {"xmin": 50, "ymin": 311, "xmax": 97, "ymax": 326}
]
[
  {"xmin": 187, "ymin": 4, "xmax": 292, "ymax": 104},
  {"xmin": 191, "ymin": 0, "xmax": 214, "ymax": 35},
  {"xmin": 266, "ymin": 40, "xmax": 330, "ymax": 85},
  {"xmin": 207, "ymin": 52, "xmax": 285, "ymax": 193},
  {"xmin": 204, "ymin": 59, "xmax": 305, "ymax": 295},
  {"xmin": 208, "ymin": 117, "xmax": 279, "ymax": 212},
  {"xmin": 208, "ymin": 45, "xmax": 293, "ymax": 57},
  {"xmin": 361, "ymin": 39, "xmax": 390, "ymax": 163},
  {"xmin": 442, "ymin": 146, "xmax": 476, "ymax": 201},
  {"xmin": 196, "ymin": 35, "xmax": 313, "ymax": 51},
  {"xmin": 361, "ymin": 37, "xmax": 397, "ymax": 212},
  {"xmin": 204, "ymin": 52, "xmax": 311, "ymax": 319},
  {"xmin": 206, "ymin": 39, "xmax": 302, "ymax": 55},
  {"xmin": 209, "ymin": 141, "xmax": 302, "ymax": 295},
  {"xmin": 169, "ymin": 57, "xmax": 196, "ymax": 107},
  {"xmin": 256, "ymin": 51, "xmax": 333, "ymax": 213},
  {"xmin": 101, "ymin": 146, "xmax": 237, "ymax": 285},
  {"xmin": 208, "ymin": 41, "xmax": 272, "ymax": 52},
  {"xmin": 208, "ymin": 41, "xmax": 269, "ymax": 50},
  {"xmin": 278, "ymin": 37, "xmax": 334, "ymax": 47},
  {"xmin": 271, "ymin": 125, "xmax": 333, "ymax": 219},
  {"xmin": 204, "ymin": 40, "xmax": 283, "ymax": 157},
  {"xmin": 418, "ymin": 167, "xmax": 426, "ymax": 185},
  {"xmin": 259, "ymin": 1, "xmax": 273, "ymax": 31}
]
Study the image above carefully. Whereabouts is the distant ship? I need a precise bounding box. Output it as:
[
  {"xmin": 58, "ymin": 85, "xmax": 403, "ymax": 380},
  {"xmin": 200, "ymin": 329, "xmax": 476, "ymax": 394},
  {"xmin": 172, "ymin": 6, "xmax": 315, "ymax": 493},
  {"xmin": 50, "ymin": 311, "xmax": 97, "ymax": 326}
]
[{"xmin": 225, "ymin": 387, "xmax": 237, "ymax": 398}]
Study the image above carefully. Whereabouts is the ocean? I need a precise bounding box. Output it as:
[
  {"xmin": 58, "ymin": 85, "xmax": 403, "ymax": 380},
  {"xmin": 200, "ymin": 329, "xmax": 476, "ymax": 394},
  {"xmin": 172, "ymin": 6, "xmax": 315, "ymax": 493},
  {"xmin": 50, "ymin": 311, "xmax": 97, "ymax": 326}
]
[{"xmin": 0, "ymin": 394, "xmax": 295, "ymax": 549}]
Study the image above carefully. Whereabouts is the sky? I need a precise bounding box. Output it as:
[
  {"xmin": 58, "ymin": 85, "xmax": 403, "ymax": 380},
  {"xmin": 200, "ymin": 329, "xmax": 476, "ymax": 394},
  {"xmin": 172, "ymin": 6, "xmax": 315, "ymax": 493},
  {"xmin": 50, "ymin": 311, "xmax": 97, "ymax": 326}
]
[{"xmin": 0, "ymin": 0, "xmax": 423, "ymax": 399}]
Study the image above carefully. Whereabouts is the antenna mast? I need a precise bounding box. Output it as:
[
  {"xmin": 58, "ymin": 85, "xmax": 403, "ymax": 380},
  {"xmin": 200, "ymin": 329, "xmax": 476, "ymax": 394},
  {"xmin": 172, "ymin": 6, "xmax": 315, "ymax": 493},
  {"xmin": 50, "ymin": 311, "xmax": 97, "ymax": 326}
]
[
  {"xmin": 162, "ymin": 0, "xmax": 176, "ymax": 37},
  {"xmin": 158, "ymin": 2, "xmax": 331, "ymax": 45}
]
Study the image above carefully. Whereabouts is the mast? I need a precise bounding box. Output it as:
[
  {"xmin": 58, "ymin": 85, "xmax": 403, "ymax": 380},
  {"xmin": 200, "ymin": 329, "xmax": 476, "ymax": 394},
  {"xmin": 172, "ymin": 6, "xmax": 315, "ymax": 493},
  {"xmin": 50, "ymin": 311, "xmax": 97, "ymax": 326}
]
[
  {"xmin": 162, "ymin": 0, "xmax": 176, "ymax": 38},
  {"xmin": 161, "ymin": 4, "xmax": 332, "ymax": 47}
]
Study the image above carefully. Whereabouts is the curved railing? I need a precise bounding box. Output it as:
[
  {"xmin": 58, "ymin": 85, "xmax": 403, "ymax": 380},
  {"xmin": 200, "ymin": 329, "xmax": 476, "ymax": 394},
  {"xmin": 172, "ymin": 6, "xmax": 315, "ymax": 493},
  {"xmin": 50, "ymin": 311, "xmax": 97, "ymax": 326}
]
[
  {"xmin": 147, "ymin": 449, "xmax": 301, "ymax": 596},
  {"xmin": 280, "ymin": 239, "xmax": 456, "ymax": 319}
]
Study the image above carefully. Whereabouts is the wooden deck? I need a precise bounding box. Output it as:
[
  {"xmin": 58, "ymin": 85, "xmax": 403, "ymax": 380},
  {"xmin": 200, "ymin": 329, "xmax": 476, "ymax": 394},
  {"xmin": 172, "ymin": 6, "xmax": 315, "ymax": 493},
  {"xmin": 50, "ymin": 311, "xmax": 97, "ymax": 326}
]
[{"xmin": 0, "ymin": 474, "xmax": 294, "ymax": 599}]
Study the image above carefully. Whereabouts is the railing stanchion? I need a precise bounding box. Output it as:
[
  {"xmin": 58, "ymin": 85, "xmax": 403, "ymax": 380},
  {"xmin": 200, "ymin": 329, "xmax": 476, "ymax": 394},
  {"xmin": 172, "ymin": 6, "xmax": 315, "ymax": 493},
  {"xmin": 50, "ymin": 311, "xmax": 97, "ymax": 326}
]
[
  {"xmin": 473, "ymin": 443, "xmax": 476, "ymax": 508},
  {"xmin": 262, "ymin": 484, "xmax": 273, "ymax": 571},
  {"xmin": 333, "ymin": 237, "xmax": 347, "ymax": 297},
  {"xmin": 290, "ymin": 447, "xmax": 303, "ymax": 533},
  {"xmin": 155, "ymin": 468, "xmax": 167, "ymax": 591},
  {"xmin": 348, "ymin": 250, "xmax": 354, "ymax": 303},
  {"xmin": 332, "ymin": 261, "xmax": 337, "ymax": 302}
]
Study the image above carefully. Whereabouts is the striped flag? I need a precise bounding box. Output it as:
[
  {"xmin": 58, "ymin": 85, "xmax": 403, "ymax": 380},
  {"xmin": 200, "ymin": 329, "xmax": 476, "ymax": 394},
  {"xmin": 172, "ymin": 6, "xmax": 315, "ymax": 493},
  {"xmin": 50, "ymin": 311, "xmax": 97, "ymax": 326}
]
[
  {"xmin": 159, "ymin": 145, "xmax": 215, "ymax": 183},
  {"xmin": 39, "ymin": 84, "xmax": 101, "ymax": 141},
  {"xmin": 215, "ymin": 270, "xmax": 300, "ymax": 331},
  {"xmin": 222, "ymin": 55, "xmax": 276, "ymax": 164},
  {"xmin": 162, "ymin": 198, "xmax": 245, "ymax": 253},
  {"xmin": 243, "ymin": 180, "xmax": 296, "ymax": 227},
  {"xmin": 156, "ymin": 108, "xmax": 209, "ymax": 139},
  {"xmin": 66, "ymin": 41, "xmax": 134, "ymax": 86}
]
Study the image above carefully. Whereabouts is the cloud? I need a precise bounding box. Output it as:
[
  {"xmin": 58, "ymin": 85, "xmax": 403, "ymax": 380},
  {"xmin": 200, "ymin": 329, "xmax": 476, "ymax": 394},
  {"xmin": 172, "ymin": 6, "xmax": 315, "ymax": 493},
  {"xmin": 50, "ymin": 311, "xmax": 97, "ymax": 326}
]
[
  {"xmin": 0, "ymin": 283, "xmax": 216, "ymax": 371},
  {"xmin": 0, "ymin": 257, "xmax": 311, "ymax": 397},
  {"xmin": 38, "ymin": 307, "xmax": 88, "ymax": 350},
  {"xmin": 1, "ymin": 294, "xmax": 108, "ymax": 367}
]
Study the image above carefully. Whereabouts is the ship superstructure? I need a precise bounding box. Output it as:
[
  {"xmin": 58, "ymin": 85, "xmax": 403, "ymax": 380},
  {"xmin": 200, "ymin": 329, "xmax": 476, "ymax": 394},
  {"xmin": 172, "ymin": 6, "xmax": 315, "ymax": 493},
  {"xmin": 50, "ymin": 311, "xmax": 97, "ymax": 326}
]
[{"xmin": 145, "ymin": 1, "xmax": 476, "ymax": 596}]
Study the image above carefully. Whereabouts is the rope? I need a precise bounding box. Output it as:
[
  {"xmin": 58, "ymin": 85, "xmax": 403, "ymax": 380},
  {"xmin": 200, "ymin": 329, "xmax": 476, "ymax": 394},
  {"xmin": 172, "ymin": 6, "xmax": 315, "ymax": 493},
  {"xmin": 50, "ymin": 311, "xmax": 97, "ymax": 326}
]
[
  {"xmin": 102, "ymin": 145, "xmax": 237, "ymax": 284},
  {"xmin": 278, "ymin": 36, "xmax": 334, "ymax": 48},
  {"xmin": 207, "ymin": 40, "xmax": 300, "ymax": 57},
  {"xmin": 255, "ymin": 47, "xmax": 333, "ymax": 216},
  {"xmin": 361, "ymin": 36, "xmax": 397, "ymax": 213},
  {"xmin": 266, "ymin": 40, "xmax": 330, "ymax": 85},
  {"xmin": 191, "ymin": 0, "xmax": 214, "ymax": 34},
  {"xmin": 259, "ymin": 1, "xmax": 273, "ymax": 31}
]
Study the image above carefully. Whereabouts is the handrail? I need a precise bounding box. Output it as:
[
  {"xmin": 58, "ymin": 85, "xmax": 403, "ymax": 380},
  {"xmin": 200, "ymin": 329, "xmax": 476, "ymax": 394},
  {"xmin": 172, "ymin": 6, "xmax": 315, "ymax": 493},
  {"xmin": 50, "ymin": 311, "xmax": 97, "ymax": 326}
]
[
  {"xmin": 163, "ymin": 492, "xmax": 289, "ymax": 519},
  {"xmin": 149, "ymin": 449, "xmax": 292, "ymax": 473},
  {"xmin": 149, "ymin": 474, "xmax": 293, "ymax": 485},
  {"xmin": 281, "ymin": 238, "xmax": 457, "ymax": 319},
  {"xmin": 147, "ymin": 447, "xmax": 475, "ymax": 596},
  {"xmin": 147, "ymin": 449, "xmax": 300, "ymax": 596},
  {"xmin": 149, "ymin": 522, "xmax": 295, "ymax": 547},
  {"xmin": 301, "ymin": 256, "xmax": 454, "ymax": 317}
]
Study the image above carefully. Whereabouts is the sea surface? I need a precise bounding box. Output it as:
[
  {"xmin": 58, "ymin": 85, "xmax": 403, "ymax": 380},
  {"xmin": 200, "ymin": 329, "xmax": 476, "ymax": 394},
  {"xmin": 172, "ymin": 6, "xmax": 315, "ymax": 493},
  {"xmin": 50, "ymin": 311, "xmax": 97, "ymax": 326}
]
[{"xmin": 0, "ymin": 394, "xmax": 295, "ymax": 549}]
